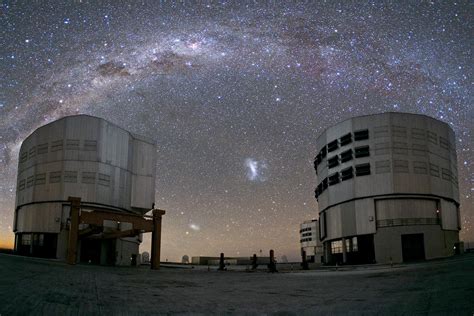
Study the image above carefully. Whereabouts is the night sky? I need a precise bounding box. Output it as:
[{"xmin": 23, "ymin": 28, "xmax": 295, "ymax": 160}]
[{"xmin": 0, "ymin": 1, "xmax": 472, "ymax": 260}]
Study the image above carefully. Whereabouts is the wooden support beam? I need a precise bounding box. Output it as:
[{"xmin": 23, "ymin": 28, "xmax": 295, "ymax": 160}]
[
  {"xmin": 86, "ymin": 229, "xmax": 139, "ymax": 240},
  {"xmin": 151, "ymin": 209, "xmax": 165, "ymax": 270},
  {"xmin": 78, "ymin": 226, "xmax": 102, "ymax": 238},
  {"xmin": 80, "ymin": 210, "xmax": 154, "ymax": 232},
  {"xmin": 65, "ymin": 197, "xmax": 165, "ymax": 270},
  {"xmin": 67, "ymin": 197, "xmax": 81, "ymax": 265}
]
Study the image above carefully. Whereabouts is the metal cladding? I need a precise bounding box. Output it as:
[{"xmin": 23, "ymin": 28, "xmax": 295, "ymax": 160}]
[
  {"xmin": 299, "ymin": 219, "xmax": 323, "ymax": 264},
  {"xmin": 314, "ymin": 112, "xmax": 461, "ymax": 264},
  {"xmin": 13, "ymin": 115, "xmax": 157, "ymax": 264}
]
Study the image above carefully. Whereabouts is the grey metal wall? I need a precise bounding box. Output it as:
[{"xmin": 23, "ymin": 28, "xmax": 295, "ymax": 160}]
[
  {"xmin": 14, "ymin": 115, "xmax": 157, "ymax": 234},
  {"xmin": 314, "ymin": 113, "xmax": 460, "ymax": 258}
]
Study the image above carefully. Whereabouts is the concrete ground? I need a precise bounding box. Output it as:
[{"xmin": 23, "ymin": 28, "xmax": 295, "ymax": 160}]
[{"xmin": 0, "ymin": 254, "xmax": 473, "ymax": 315}]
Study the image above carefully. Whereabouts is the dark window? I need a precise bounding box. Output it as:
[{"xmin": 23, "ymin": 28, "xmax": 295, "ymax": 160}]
[
  {"xmin": 340, "ymin": 133, "xmax": 352, "ymax": 146},
  {"xmin": 82, "ymin": 172, "xmax": 96, "ymax": 184},
  {"xmin": 355, "ymin": 163, "xmax": 371, "ymax": 176},
  {"xmin": 392, "ymin": 142, "xmax": 408, "ymax": 155},
  {"xmin": 328, "ymin": 172, "xmax": 340, "ymax": 186},
  {"xmin": 391, "ymin": 125, "xmax": 407, "ymax": 138},
  {"xmin": 331, "ymin": 240, "xmax": 343, "ymax": 254},
  {"xmin": 83, "ymin": 140, "xmax": 97, "ymax": 151},
  {"xmin": 314, "ymin": 154, "xmax": 322, "ymax": 170},
  {"xmin": 320, "ymin": 146, "xmax": 327, "ymax": 159},
  {"xmin": 18, "ymin": 179, "xmax": 26, "ymax": 191},
  {"xmin": 51, "ymin": 140, "xmax": 63, "ymax": 152},
  {"xmin": 27, "ymin": 176, "xmax": 34, "ymax": 188},
  {"xmin": 37, "ymin": 143, "xmax": 48, "ymax": 154},
  {"xmin": 28, "ymin": 147, "xmax": 36, "ymax": 159},
  {"xmin": 322, "ymin": 178, "xmax": 328, "ymax": 190},
  {"xmin": 35, "ymin": 173, "xmax": 46, "ymax": 185},
  {"xmin": 327, "ymin": 140, "xmax": 339, "ymax": 152},
  {"xmin": 354, "ymin": 129, "xmax": 369, "ymax": 141},
  {"xmin": 49, "ymin": 171, "xmax": 62, "ymax": 183},
  {"xmin": 413, "ymin": 161, "xmax": 427, "ymax": 174},
  {"xmin": 328, "ymin": 156, "xmax": 339, "ymax": 168},
  {"xmin": 314, "ymin": 187, "xmax": 320, "ymax": 199},
  {"xmin": 354, "ymin": 145, "xmax": 370, "ymax": 158},
  {"xmin": 66, "ymin": 139, "xmax": 80, "ymax": 150},
  {"xmin": 21, "ymin": 234, "xmax": 32, "ymax": 246},
  {"xmin": 316, "ymin": 183, "xmax": 323, "ymax": 197},
  {"xmin": 317, "ymin": 153, "xmax": 322, "ymax": 164},
  {"xmin": 20, "ymin": 151, "xmax": 28, "ymax": 163},
  {"xmin": 441, "ymin": 168, "xmax": 451, "ymax": 181},
  {"xmin": 411, "ymin": 128, "xmax": 426, "ymax": 140},
  {"xmin": 427, "ymin": 131, "xmax": 437, "ymax": 145},
  {"xmin": 64, "ymin": 171, "xmax": 78, "ymax": 183},
  {"xmin": 439, "ymin": 137, "xmax": 449, "ymax": 150},
  {"xmin": 319, "ymin": 212, "xmax": 327, "ymax": 240},
  {"xmin": 412, "ymin": 143, "xmax": 428, "ymax": 156},
  {"xmin": 98, "ymin": 173, "xmax": 111, "ymax": 186},
  {"xmin": 429, "ymin": 163, "xmax": 440, "ymax": 177},
  {"xmin": 393, "ymin": 160, "xmax": 409, "ymax": 173},
  {"xmin": 341, "ymin": 167, "xmax": 353, "ymax": 181},
  {"xmin": 340, "ymin": 149, "xmax": 353, "ymax": 163}
]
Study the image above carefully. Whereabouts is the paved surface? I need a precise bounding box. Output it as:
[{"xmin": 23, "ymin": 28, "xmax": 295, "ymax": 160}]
[{"xmin": 0, "ymin": 254, "xmax": 473, "ymax": 315}]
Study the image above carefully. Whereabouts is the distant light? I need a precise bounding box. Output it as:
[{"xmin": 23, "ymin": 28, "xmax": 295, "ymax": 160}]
[
  {"xmin": 189, "ymin": 42, "xmax": 199, "ymax": 50},
  {"xmin": 189, "ymin": 223, "xmax": 200, "ymax": 231}
]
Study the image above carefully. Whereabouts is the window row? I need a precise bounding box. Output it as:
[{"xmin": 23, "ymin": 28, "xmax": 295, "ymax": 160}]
[
  {"xmin": 18, "ymin": 171, "xmax": 111, "ymax": 190},
  {"xmin": 376, "ymin": 217, "xmax": 440, "ymax": 228},
  {"xmin": 315, "ymin": 126, "xmax": 454, "ymax": 170},
  {"xmin": 330, "ymin": 237, "xmax": 358, "ymax": 254},
  {"xmin": 20, "ymin": 233, "xmax": 44, "ymax": 246},
  {"xmin": 374, "ymin": 126, "xmax": 453, "ymax": 150},
  {"xmin": 299, "ymin": 227, "xmax": 313, "ymax": 233},
  {"xmin": 314, "ymin": 164, "xmax": 371, "ymax": 198},
  {"xmin": 300, "ymin": 237, "xmax": 313, "ymax": 242},
  {"xmin": 314, "ymin": 129, "xmax": 369, "ymax": 167},
  {"xmin": 301, "ymin": 232, "xmax": 312, "ymax": 237},
  {"xmin": 374, "ymin": 160, "xmax": 458, "ymax": 183},
  {"xmin": 19, "ymin": 139, "xmax": 98, "ymax": 163},
  {"xmin": 325, "ymin": 146, "xmax": 370, "ymax": 170},
  {"xmin": 372, "ymin": 141, "xmax": 454, "ymax": 157}
]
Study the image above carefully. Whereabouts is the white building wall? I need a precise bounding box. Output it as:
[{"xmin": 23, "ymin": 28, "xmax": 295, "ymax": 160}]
[{"xmin": 14, "ymin": 115, "xmax": 156, "ymax": 265}]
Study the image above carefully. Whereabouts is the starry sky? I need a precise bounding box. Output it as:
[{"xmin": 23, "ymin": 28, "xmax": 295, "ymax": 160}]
[{"xmin": 0, "ymin": 1, "xmax": 472, "ymax": 260}]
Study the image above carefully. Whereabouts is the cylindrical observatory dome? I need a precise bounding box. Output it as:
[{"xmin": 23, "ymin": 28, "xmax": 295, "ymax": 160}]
[
  {"xmin": 13, "ymin": 115, "xmax": 156, "ymax": 265},
  {"xmin": 314, "ymin": 112, "xmax": 460, "ymax": 264}
]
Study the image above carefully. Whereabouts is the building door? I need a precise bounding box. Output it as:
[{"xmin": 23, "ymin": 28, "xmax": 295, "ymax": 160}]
[
  {"xmin": 401, "ymin": 234, "xmax": 425, "ymax": 262},
  {"xmin": 357, "ymin": 234, "xmax": 376, "ymax": 264},
  {"xmin": 80, "ymin": 239, "xmax": 101, "ymax": 264}
]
